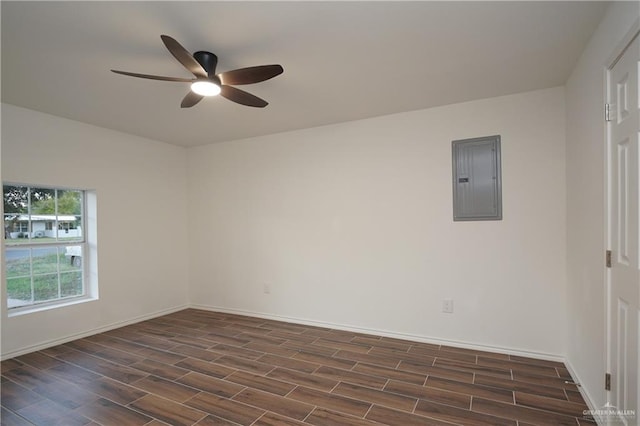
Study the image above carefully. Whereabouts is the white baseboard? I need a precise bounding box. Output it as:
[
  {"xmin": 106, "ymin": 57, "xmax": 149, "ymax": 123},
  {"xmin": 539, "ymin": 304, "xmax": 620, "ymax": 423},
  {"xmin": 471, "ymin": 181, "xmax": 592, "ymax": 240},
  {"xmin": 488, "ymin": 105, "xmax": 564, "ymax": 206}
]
[
  {"xmin": 2, "ymin": 301, "xmax": 571, "ymax": 372},
  {"xmin": 564, "ymin": 358, "xmax": 604, "ymax": 425},
  {"xmin": 191, "ymin": 304, "xmax": 566, "ymax": 363},
  {"xmin": 0, "ymin": 303, "xmax": 189, "ymax": 360}
]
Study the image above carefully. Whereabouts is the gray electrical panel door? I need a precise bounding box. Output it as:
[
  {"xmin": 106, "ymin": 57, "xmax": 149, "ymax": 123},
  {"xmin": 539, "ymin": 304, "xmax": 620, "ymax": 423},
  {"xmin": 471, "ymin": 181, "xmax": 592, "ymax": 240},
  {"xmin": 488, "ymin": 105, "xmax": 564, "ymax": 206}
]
[{"xmin": 452, "ymin": 135, "xmax": 502, "ymax": 221}]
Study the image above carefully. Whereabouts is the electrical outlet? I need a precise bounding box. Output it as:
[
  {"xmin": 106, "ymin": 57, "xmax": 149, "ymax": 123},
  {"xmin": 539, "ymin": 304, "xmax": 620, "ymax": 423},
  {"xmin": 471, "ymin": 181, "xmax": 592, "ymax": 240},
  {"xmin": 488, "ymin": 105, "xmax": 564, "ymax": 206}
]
[
  {"xmin": 442, "ymin": 299, "xmax": 454, "ymax": 313},
  {"xmin": 263, "ymin": 283, "xmax": 271, "ymax": 294}
]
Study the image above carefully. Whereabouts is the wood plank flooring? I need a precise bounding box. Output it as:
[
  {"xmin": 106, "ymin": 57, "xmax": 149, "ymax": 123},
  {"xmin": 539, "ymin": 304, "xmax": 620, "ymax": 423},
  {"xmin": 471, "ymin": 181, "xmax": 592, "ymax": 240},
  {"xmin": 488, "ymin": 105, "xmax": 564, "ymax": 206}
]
[{"xmin": 1, "ymin": 309, "xmax": 595, "ymax": 425}]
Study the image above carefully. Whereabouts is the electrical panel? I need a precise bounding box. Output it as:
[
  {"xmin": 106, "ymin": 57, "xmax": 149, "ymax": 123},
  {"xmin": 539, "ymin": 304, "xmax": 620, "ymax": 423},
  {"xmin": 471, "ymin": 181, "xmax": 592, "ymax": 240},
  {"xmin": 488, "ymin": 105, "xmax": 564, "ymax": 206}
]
[{"xmin": 452, "ymin": 135, "xmax": 502, "ymax": 221}]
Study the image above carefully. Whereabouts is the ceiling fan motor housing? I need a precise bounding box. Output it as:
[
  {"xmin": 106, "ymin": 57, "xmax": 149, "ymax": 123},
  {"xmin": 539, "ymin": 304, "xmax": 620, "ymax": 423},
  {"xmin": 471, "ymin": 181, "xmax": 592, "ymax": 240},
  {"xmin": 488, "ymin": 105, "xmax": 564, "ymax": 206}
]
[{"xmin": 193, "ymin": 51, "xmax": 218, "ymax": 78}]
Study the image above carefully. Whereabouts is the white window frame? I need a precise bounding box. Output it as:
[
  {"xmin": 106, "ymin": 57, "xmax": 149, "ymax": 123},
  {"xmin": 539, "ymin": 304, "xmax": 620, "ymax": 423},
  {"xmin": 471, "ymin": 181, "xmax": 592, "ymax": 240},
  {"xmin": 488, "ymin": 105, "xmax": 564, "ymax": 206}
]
[{"xmin": 3, "ymin": 184, "xmax": 98, "ymax": 314}]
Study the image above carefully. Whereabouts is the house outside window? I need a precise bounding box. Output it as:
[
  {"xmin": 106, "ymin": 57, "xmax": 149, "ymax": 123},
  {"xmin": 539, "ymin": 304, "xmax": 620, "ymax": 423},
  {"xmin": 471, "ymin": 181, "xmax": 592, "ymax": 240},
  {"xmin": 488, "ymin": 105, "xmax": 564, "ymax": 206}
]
[{"xmin": 3, "ymin": 184, "xmax": 90, "ymax": 310}]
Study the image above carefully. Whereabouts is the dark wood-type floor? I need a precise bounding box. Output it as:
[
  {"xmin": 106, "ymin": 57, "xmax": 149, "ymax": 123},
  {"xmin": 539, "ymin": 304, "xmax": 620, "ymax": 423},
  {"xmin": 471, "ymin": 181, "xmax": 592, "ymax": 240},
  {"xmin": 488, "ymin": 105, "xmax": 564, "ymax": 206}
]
[{"xmin": 1, "ymin": 309, "xmax": 595, "ymax": 426}]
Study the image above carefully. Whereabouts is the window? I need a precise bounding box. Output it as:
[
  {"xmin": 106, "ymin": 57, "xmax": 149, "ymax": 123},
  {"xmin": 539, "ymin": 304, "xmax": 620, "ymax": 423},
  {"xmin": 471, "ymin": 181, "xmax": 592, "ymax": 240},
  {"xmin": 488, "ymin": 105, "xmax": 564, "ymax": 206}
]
[
  {"xmin": 17, "ymin": 222, "xmax": 29, "ymax": 233},
  {"xmin": 4, "ymin": 184, "xmax": 88, "ymax": 310}
]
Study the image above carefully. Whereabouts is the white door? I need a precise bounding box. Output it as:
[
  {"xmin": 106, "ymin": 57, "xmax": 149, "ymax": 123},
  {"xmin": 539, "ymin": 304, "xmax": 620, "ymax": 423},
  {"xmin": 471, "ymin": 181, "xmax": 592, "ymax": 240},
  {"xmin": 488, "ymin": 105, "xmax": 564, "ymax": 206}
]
[{"xmin": 607, "ymin": 31, "xmax": 640, "ymax": 425}]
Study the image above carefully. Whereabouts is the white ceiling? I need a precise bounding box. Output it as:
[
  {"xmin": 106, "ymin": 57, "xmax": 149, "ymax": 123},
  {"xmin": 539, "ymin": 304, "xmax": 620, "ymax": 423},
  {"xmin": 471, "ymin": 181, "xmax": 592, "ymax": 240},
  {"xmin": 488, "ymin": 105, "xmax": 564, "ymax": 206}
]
[{"xmin": 2, "ymin": 1, "xmax": 608, "ymax": 147}]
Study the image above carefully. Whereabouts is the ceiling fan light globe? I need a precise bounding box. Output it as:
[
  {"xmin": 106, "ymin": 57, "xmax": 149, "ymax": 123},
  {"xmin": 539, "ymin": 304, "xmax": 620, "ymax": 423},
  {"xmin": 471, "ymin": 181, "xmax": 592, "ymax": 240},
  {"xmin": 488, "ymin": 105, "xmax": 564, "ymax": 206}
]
[{"xmin": 191, "ymin": 80, "xmax": 221, "ymax": 96}]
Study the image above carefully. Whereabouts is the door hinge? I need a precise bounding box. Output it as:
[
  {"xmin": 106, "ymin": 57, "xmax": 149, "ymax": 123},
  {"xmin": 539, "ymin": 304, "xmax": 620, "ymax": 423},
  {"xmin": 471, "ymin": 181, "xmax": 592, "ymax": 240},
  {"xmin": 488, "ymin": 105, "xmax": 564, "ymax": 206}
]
[
  {"xmin": 605, "ymin": 103, "xmax": 611, "ymax": 122},
  {"xmin": 605, "ymin": 373, "xmax": 611, "ymax": 391},
  {"xmin": 606, "ymin": 250, "xmax": 612, "ymax": 268}
]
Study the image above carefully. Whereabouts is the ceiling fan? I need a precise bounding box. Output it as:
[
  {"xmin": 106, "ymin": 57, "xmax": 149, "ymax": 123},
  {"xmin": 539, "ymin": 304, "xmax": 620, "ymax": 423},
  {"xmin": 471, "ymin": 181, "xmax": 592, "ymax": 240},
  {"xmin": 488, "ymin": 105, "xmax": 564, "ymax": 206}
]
[{"xmin": 111, "ymin": 35, "xmax": 283, "ymax": 108}]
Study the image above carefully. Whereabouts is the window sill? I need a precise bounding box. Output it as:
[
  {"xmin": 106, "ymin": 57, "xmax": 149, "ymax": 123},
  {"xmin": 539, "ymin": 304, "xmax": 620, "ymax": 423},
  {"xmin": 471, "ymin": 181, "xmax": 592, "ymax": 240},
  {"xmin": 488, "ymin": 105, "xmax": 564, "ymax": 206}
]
[{"xmin": 7, "ymin": 295, "xmax": 98, "ymax": 317}]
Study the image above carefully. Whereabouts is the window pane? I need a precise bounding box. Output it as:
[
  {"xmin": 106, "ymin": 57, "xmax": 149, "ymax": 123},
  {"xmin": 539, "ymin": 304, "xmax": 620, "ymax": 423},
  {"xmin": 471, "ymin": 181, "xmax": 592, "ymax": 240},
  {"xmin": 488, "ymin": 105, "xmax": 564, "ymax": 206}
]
[
  {"xmin": 64, "ymin": 245, "xmax": 83, "ymax": 269},
  {"xmin": 29, "ymin": 187, "xmax": 56, "ymax": 242},
  {"xmin": 57, "ymin": 190, "xmax": 81, "ymax": 215},
  {"xmin": 32, "ymin": 247, "xmax": 59, "ymax": 275},
  {"xmin": 33, "ymin": 273, "xmax": 59, "ymax": 302},
  {"xmin": 4, "ymin": 186, "xmax": 28, "ymax": 242},
  {"xmin": 7, "ymin": 277, "xmax": 32, "ymax": 308},
  {"xmin": 30, "ymin": 187, "xmax": 55, "ymax": 215},
  {"xmin": 61, "ymin": 271, "xmax": 82, "ymax": 297},
  {"xmin": 7, "ymin": 220, "xmax": 29, "ymax": 241},
  {"xmin": 57, "ymin": 219, "xmax": 82, "ymax": 241},
  {"xmin": 5, "ymin": 248, "xmax": 31, "ymax": 278},
  {"xmin": 57, "ymin": 190, "xmax": 83, "ymax": 241},
  {"xmin": 3, "ymin": 185, "xmax": 28, "ymax": 214}
]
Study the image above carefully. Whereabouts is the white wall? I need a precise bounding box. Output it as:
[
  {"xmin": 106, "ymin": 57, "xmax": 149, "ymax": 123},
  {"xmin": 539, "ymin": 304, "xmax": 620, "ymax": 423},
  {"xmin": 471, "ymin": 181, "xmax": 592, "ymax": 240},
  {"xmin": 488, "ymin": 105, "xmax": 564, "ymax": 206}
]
[
  {"xmin": 188, "ymin": 87, "xmax": 567, "ymax": 357},
  {"xmin": 1, "ymin": 104, "xmax": 189, "ymax": 357},
  {"xmin": 565, "ymin": 2, "xmax": 639, "ymax": 410}
]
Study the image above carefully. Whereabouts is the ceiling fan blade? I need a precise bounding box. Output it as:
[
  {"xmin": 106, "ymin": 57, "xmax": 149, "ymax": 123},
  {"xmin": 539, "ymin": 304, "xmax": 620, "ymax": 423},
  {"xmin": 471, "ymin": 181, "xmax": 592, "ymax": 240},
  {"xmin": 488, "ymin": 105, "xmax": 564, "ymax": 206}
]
[
  {"xmin": 111, "ymin": 70, "xmax": 193, "ymax": 82},
  {"xmin": 160, "ymin": 35, "xmax": 207, "ymax": 78},
  {"xmin": 181, "ymin": 91, "xmax": 204, "ymax": 108},
  {"xmin": 220, "ymin": 86, "xmax": 268, "ymax": 108},
  {"xmin": 218, "ymin": 65, "xmax": 284, "ymax": 85}
]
